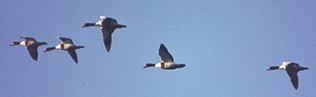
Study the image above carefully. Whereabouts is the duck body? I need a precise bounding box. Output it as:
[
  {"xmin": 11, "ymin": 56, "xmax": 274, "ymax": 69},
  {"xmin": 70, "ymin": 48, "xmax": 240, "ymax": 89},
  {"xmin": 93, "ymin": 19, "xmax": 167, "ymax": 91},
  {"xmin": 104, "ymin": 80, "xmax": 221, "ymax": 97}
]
[
  {"xmin": 156, "ymin": 62, "xmax": 185, "ymax": 70},
  {"xmin": 10, "ymin": 36, "xmax": 47, "ymax": 61},
  {"xmin": 82, "ymin": 16, "xmax": 126, "ymax": 52},
  {"xmin": 267, "ymin": 62, "xmax": 308, "ymax": 90},
  {"xmin": 53, "ymin": 43, "xmax": 84, "ymax": 51}
]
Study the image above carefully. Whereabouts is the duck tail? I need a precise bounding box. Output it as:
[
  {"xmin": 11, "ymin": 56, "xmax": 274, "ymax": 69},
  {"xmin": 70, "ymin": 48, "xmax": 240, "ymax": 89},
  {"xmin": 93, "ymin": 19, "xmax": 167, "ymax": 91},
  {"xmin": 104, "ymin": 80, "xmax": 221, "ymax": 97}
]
[
  {"xmin": 76, "ymin": 46, "xmax": 85, "ymax": 49},
  {"xmin": 113, "ymin": 23, "xmax": 127, "ymax": 28},
  {"xmin": 178, "ymin": 64, "xmax": 186, "ymax": 68},
  {"xmin": 38, "ymin": 42, "xmax": 47, "ymax": 46}
]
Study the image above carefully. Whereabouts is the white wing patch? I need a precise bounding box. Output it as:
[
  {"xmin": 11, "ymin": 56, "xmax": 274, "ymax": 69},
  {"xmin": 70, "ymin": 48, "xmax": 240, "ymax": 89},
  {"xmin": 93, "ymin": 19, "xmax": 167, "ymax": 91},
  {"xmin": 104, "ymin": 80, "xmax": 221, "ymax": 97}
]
[
  {"xmin": 155, "ymin": 62, "xmax": 161, "ymax": 67},
  {"xmin": 20, "ymin": 40, "xmax": 26, "ymax": 46},
  {"xmin": 95, "ymin": 21, "xmax": 102, "ymax": 26},
  {"xmin": 55, "ymin": 44, "xmax": 62, "ymax": 50}
]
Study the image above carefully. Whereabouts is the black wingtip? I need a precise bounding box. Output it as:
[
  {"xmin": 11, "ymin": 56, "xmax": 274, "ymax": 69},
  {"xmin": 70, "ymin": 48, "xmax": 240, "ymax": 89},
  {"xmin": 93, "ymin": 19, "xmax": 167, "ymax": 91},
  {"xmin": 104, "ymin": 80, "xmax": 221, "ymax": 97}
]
[
  {"xmin": 160, "ymin": 43, "xmax": 164, "ymax": 47},
  {"xmin": 31, "ymin": 56, "xmax": 38, "ymax": 61},
  {"xmin": 73, "ymin": 57, "xmax": 79, "ymax": 64},
  {"xmin": 159, "ymin": 43, "xmax": 167, "ymax": 49},
  {"xmin": 106, "ymin": 47, "xmax": 110, "ymax": 52},
  {"xmin": 33, "ymin": 58, "xmax": 38, "ymax": 61},
  {"xmin": 294, "ymin": 86, "xmax": 298, "ymax": 90}
]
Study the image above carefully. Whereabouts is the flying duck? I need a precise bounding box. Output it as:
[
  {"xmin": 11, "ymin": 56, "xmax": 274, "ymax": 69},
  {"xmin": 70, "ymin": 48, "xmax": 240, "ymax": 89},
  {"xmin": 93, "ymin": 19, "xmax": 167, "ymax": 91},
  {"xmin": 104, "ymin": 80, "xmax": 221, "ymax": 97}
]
[
  {"xmin": 82, "ymin": 16, "xmax": 126, "ymax": 52},
  {"xmin": 267, "ymin": 62, "xmax": 308, "ymax": 90},
  {"xmin": 43, "ymin": 37, "xmax": 84, "ymax": 63},
  {"xmin": 143, "ymin": 44, "xmax": 185, "ymax": 70},
  {"xmin": 10, "ymin": 36, "xmax": 47, "ymax": 61}
]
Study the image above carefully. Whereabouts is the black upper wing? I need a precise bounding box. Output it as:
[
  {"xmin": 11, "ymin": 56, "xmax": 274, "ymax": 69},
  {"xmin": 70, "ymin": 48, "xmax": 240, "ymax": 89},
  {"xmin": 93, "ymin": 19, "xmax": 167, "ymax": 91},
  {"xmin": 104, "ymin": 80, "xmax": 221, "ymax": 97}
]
[
  {"xmin": 101, "ymin": 27, "xmax": 114, "ymax": 52},
  {"xmin": 68, "ymin": 50, "xmax": 78, "ymax": 63},
  {"xmin": 159, "ymin": 44, "xmax": 174, "ymax": 63},
  {"xmin": 27, "ymin": 45, "xmax": 38, "ymax": 61},
  {"xmin": 286, "ymin": 63, "xmax": 299, "ymax": 90}
]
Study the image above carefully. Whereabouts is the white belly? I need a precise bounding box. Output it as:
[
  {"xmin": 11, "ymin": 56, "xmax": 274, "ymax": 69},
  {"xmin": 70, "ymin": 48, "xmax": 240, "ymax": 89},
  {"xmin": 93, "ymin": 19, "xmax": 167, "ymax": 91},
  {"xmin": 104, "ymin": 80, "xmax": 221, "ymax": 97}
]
[{"xmin": 155, "ymin": 62, "xmax": 174, "ymax": 68}]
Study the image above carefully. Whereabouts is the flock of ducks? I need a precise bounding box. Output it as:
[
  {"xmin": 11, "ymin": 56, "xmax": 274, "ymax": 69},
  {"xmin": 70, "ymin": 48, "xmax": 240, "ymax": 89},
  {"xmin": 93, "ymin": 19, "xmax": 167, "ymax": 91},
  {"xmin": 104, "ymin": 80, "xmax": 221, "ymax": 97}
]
[{"xmin": 10, "ymin": 16, "xmax": 308, "ymax": 90}]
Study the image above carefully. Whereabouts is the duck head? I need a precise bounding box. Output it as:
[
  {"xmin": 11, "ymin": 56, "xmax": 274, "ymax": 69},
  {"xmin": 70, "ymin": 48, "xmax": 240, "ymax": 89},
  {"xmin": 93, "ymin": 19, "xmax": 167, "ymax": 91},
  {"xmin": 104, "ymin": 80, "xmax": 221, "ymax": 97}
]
[
  {"xmin": 143, "ymin": 63, "xmax": 155, "ymax": 68},
  {"xmin": 82, "ymin": 23, "xmax": 97, "ymax": 27},
  {"xmin": 266, "ymin": 66, "xmax": 279, "ymax": 71}
]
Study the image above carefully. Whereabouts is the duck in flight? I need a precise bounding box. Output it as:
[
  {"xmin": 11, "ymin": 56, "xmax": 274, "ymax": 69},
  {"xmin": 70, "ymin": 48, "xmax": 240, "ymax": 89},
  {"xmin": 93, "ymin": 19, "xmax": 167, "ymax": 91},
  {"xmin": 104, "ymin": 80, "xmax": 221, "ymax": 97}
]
[
  {"xmin": 143, "ymin": 44, "xmax": 185, "ymax": 70},
  {"xmin": 10, "ymin": 36, "xmax": 47, "ymax": 61},
  {"xmin": 82, "ymin": 16, "xmax": 126, "ymax": 52},
  {"xmin": 267, "ymin": 62, "xmax": 308, "ymax": 90},
  {"xmin": 43, "ymin": 37, "xmax": 84, "ymax": 63}
]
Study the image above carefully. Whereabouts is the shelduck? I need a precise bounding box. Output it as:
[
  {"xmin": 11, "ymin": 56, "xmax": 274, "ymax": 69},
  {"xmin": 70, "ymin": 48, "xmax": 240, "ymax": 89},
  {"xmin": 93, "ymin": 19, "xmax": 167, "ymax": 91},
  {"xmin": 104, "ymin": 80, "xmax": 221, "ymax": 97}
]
[
  {"xmin": 144, "ymin": 44, "xmax": 185, "ymax": 70},
  {"xmin": 10, "ymin": 36, "xmax": 47, "ymax": 61},
  {"xmin": 267, "ymin": 62, "xmax": 308, "ymax": 90},
  {"xmin": 44, "ymin": 37, "xmax": 84, "ymax": 63},
  {"xmin": 82, "ymin": 16, "xmax": 126, "ymax": 52}
]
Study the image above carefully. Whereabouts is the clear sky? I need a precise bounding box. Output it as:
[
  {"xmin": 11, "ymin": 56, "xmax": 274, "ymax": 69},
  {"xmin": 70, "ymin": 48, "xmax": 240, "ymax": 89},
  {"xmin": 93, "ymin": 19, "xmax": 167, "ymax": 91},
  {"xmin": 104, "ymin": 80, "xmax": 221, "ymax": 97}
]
[{"xmin": 1, "ymin": 0, "xmax": 316, "ymax": 97}]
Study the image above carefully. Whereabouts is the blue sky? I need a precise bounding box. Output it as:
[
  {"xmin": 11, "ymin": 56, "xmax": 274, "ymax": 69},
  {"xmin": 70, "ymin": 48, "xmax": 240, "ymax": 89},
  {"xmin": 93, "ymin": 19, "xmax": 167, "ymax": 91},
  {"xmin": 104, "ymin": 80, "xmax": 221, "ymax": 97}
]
[{"xmin": 1, "ymin": 0, "xmax": 316, "ymax": 97}]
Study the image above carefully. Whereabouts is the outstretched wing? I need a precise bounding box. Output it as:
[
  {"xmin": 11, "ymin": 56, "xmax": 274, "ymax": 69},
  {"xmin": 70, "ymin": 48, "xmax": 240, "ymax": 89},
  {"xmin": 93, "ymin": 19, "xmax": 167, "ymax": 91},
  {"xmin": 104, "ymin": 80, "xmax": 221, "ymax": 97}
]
[
  {"xmin": 286, "ymin": 63, "xmax": 299, "ymax": 90},
  {"xmin": 68, "ymin": 50, "xmax": 78, "ymax": 63},
  {"xmin": 101, "ymin": 27, "xmax": 114, "ymax": 52},
  {"xmin": 59, "ymin": 37, "xmax": 73, "ymax": 44},
  {"xmin": 289, "ymin": 73, "xmax": 299, "ymax": 90},
  {"xmin": 27, "ymin": 46, "xmax": 38, "ymax": 61},
  {"xmin": 100, "ymin": 17, "xmax": 118, "ymax": 52},
  {"xmin": 159, "ymin": 44, "xmax": 174, "ymax": 63}
]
